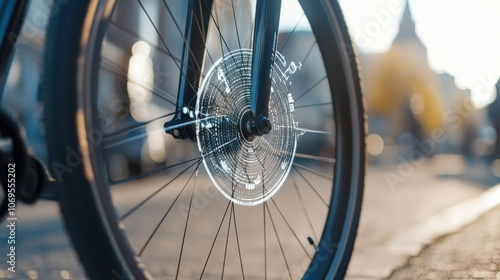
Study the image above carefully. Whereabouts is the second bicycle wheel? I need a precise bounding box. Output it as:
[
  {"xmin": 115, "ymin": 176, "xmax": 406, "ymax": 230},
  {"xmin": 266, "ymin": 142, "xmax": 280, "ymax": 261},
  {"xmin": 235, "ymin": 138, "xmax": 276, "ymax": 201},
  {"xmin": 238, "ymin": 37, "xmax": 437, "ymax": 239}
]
[{"xmin": 44, "ymin": 0, "xmax": 365, "ymax": 279}]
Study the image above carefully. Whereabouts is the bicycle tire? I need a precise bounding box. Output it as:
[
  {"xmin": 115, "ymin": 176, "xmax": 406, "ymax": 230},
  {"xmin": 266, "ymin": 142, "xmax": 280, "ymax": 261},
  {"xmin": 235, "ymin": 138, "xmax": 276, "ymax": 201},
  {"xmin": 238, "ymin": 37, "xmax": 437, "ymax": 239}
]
[{"xmin": 44, "ymin": 0, "xmax": 365, "ymax": 279}]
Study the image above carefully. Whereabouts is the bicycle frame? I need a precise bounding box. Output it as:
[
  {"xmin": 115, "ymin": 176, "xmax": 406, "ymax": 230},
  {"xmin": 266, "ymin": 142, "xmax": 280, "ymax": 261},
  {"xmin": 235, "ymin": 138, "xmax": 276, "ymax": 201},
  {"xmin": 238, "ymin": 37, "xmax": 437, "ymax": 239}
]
[
  {"xmin": 165, "ymin": 0, "xmax": 281, "ymax": 139},
  {"xmin": 248, "ymin": 0, "xmax": 281, "ymax": 135},
  {"xmin": 0, "ymin": 0, "xmax": 28, "ymax": 99},
  {"xmin": 0, "ymin": 0, "xmax": 52, "ymax": 217}
]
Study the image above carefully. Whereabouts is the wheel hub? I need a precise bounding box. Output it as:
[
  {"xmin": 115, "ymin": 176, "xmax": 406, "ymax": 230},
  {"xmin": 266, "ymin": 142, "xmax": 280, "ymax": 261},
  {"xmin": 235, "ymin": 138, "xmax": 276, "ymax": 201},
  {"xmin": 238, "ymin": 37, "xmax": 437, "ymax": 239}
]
[{"xmin": 196, "ymin": 49, "xmax": 297, "ymax": 206}]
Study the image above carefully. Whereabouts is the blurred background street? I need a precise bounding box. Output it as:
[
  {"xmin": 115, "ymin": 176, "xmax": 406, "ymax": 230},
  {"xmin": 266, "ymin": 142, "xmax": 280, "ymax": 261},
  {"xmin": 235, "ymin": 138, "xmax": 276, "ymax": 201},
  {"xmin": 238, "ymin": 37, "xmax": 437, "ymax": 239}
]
[{"xmin": 1, "ymin": 0, "xmax": 500, "ymax": 279}]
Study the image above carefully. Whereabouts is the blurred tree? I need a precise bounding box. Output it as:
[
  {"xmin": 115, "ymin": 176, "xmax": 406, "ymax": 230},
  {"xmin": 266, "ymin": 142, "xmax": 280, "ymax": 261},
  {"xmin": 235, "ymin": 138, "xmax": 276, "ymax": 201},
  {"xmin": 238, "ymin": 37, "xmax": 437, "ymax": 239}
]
[
  {"xmin": 366, "ymin": 1, "xmax": 443, "ymax": 145},
  {"xmin": 368, "ymin": 46, "xmax": 443, "ymax": 139}
]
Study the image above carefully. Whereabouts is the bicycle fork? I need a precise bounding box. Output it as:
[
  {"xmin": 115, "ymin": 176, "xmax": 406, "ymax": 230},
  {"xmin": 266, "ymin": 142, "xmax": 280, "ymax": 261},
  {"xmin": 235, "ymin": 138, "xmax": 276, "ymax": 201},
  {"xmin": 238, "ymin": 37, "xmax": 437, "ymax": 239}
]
[{"xmin": 164, "ymin": 0, "xmax": 282, "ymax": 140}]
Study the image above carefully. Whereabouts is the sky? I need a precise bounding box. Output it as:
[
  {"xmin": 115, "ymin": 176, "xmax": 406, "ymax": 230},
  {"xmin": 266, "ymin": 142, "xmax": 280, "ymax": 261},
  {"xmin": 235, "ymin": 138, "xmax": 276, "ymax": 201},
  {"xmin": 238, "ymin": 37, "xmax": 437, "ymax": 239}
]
[{"xmin": 338, "ymin": 0, "xmax": 500, "ymax": 108}]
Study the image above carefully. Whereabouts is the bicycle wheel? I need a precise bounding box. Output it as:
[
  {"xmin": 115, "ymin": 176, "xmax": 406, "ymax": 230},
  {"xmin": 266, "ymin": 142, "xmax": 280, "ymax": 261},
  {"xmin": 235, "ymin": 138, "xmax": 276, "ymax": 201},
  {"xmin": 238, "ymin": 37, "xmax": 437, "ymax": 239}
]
[{"xmin": 44, "ymin": 0, "xmax": 365, "ymax": 279}]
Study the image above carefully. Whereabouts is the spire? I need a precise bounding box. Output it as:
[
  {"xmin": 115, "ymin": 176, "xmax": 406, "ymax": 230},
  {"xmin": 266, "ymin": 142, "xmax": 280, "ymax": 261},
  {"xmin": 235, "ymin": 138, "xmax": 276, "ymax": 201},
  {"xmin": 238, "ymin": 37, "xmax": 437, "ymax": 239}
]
[{"xmin": 393, "ymin": 0, "xmax": 420, "ymax": 43}]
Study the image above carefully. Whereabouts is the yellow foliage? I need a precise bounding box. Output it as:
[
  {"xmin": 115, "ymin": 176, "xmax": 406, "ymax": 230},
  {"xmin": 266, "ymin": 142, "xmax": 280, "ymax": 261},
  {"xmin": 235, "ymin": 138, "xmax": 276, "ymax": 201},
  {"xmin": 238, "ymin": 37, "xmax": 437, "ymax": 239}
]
[{"xmin": 367, "ymin": 46, "xmax": 443, "ymax": 135}]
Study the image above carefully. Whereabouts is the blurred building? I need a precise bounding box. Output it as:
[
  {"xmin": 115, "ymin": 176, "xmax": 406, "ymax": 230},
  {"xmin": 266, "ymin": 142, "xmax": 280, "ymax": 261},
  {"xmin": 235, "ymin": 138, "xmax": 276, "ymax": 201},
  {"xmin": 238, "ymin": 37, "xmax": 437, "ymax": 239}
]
[{"xmin": 360, "ymin": 0, "xmax": 485, "ymax": 161}]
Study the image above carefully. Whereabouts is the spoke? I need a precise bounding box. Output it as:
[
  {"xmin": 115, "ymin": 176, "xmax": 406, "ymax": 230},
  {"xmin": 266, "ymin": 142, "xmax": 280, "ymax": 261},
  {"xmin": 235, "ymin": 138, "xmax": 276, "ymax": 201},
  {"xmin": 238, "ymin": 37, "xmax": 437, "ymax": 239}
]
[
  {"xmin": 295, "ymin": 76, "xmax": 327, "ymax": 102},
  {"xmin": 101, "ymin": 45, "xmax": 231, "ymax": 115},
  {"xmin": 257, "ymin": 147, "xmax": 335, "ymax": 165},
  {"xmin": 262, "ymin": 171, "xmax": 267, "ymax": 279},
  {"xmin": 279, "ymin": 13, "xmax": 305, "ymax": 52},
  {"xmin": 103, "ymin": 112, "xmax": 175, "ymax": 140},
  {"xmin": 99, "ymin": 62, "xmax": 178, "ymax": 107},
  {"xmin": 231, "ymin": 0, "xmax": 242, "ymax": 50},
  {"xmin": 103, "ymin": 127, "xmax": 163, "ymax": 149},
  {"xmin": 136, "ymin": 0, "xmax": 198, "ymax": 94},
  {"xmin": 263, "ymin": 200, "xmax": 267, "ymax": 280},
  {"xmin": 198, "ymin": 0, "xmax": 249, "ymax": 97},
  {"xmin": 244, "ymin": 158, "xmax": 251, "ymax": 188},
  {"xmin": 221, "ymin": 202, "xmax": 234, "ymax": 279},
  {"xmin": 100, "ymin": 55, "xmax": 229, "ymax": 118},
  {"xmin": 210, "ymin": 0, "xmax": 228, "ymax": 56},
  {"xmin": 296, "ymin": 127, "xmax": 335, "ymax": 135},
  {"xmin": 230, "ymin": 0, "xmax": 248, "ymax": 76},
  {"xmin": 104, "ymin": 115, "xmax": 228, "ymax": 149},
  {"xmin": 293, "ymin": 163, "xmax": 333, "ymax": 181},
  {"xmin": 232, "ymin": 205, "xmax": 245, "ymax": 280},
  {"xmin": 187, "ymin": 0, "xmax": 215, "ymax": 65},
  {"xmin": 100, "ymin": 26, "xmax": 233, "ymax": 112},
  {"xmin": 100, "ymin": 55, "xmax": 128, "ymax": 75},
  {"xmin": 275, "ymin": 125, "xmax": 334, "ymax": 136},
  {"xmin": 161, "ymin": 0, "xmax": 204, "ymax": 74},
  {"xmin": 164, "ymin": 115, "xmax": 227, "ymax": 132},
  {"xmin": 294, "ymin": 102, "xmax": 332, "ymax": 109},
  {"xmin": 292, "ymin": 167, "xmax": 329, "ymax": 207},
  {"xmin": 289, "ymin": 40, "xmax": 317, "ymax": 85},
  {"xmin": 202, "ymin": 138, "xmax": 238, "ymax": 158},
  {"xmin": 265, "ymin": 203, "xmax": 292, "ymax": 279},
  {"xmin": 108, "ymin": 20, "xmax": 185, "ymax": 66},
  {"xmin": 214, "ymin": 1, "xmax": 250, "ymax": 95},
  {"xmin": 175, "ymin": 169, "xmax": 199, "ymax": 280},
  {"xmin": 294, "ymin": 153, "xmax": 335, "ymax": 164},
  {"xmin": 214, "ymin": 0, "xmax": 225, "ymax": 57},
  {"xmin": 199, "ymin": 201, "xmax": 232, "ymax": 280},
  {"xmin": 138, "ymin": 160, "xmax": 202, "ymax": 256},
  {"xmin": 202, "ymin": 0, "xmax": 252, "ymax": 86},
  {"xmin": 293, "ymin": 178, "xmax": 318, "ymax": 241},
  {"xmin": 110, "ymin": 157, "xmax": 202, "ymax": 186},
  {"xmin": 120, "ymin": 159, "xmax": 201, "ymax": 220},
  {"xmin": 221, "ymin": 163, "xmax": 237, "ymax": 280},
  {"xmin": 137, "ymin": 0, "xmax": 247, "ymax": 117},
  {"xmin": 261, "ymin": 137, "xmax": 278, "ymax": 154},
  {"xmin": 270, "ymin": 198, "xmax": 312, "ymax": 260},
  {"xmin": 249, "ymin": 1, "xmax": 254, "ymax": 42}
]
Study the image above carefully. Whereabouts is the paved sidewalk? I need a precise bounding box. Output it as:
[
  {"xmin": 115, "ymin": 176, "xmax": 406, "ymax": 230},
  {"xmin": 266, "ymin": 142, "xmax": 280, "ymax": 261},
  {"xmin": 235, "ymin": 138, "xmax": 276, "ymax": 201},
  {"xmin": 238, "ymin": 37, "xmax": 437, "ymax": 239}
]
[
  {"xmin": 347, "ymin": 157, "xmax": 500, "ymax": 279},
  {"xmin": 388, "ymin": 206, "xmax": 500, "ymax": 279},
  {"xmin": 0, "ymin": 158, "xmax": 498, "ymax": 279}
]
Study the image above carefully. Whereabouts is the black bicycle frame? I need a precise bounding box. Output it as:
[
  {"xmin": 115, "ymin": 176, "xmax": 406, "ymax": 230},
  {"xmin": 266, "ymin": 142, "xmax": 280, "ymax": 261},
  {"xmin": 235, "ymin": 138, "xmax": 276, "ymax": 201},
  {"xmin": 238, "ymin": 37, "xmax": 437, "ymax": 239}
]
[
  {"xmin": 0, "ymin": 0, "xmax": 28, "ymax": 100},
  {"xmin": 248, "ymin": 0, "xmax": 281, "ymax": 136},
  {"xmin": 165, "ymin": 0, "xmax": 281, "ymax": 139},
  {"xmin": 164, "ymin": 0, "xmax": 214, "ymax": 140}
]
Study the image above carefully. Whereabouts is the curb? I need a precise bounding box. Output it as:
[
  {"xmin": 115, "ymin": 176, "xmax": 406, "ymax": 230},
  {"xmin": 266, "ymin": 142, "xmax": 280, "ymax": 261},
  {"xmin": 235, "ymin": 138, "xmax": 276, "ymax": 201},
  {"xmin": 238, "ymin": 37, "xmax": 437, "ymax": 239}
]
[{"xmin": 347, "ymin": 183, "xmax": 500, "ymax": 279}]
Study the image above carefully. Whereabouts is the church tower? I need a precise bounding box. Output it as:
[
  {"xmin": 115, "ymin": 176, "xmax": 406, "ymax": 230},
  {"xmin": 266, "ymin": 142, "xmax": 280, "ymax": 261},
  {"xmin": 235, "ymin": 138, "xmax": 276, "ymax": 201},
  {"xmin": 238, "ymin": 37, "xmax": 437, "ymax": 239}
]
[{"xmin": 392, "ymin": 0, "xmax": 427, "ymax": 61}]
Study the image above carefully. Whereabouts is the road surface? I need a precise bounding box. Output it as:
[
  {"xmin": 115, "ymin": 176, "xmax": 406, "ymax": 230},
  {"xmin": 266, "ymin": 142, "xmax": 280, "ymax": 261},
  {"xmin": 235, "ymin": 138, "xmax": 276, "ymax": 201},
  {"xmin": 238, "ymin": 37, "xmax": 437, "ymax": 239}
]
[{"xmin": 0, "ymin": 157, "xmax": 499, "ymax": 279}]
